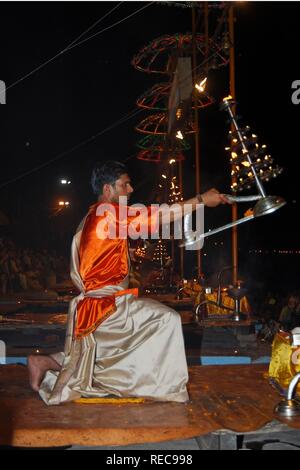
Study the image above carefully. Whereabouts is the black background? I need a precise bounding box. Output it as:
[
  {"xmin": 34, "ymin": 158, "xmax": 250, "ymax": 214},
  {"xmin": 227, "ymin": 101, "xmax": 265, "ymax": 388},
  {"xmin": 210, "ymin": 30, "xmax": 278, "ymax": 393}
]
[{"xmin": 0, "ymin": 1, "xmax": 299, "ymax": 292}]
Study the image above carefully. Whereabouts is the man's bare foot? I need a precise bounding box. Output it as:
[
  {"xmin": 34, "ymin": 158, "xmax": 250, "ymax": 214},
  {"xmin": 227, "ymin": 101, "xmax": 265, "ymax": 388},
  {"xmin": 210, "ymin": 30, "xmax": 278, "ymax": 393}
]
[{"xmin": 27, "ymin": 355, "xmax": 61, "ymax": 392}]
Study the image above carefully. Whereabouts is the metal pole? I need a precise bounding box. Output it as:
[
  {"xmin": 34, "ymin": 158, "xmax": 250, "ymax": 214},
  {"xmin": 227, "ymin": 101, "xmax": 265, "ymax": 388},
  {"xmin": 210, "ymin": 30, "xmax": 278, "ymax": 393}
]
[
  {"xmin": 170, "ymin": 161, "xmax": 175, "ymax": 285},
  {"xmin": 179, "ymin": 160, "xmax": 184, "ymax": 279},
  {"xmin": 204, "ymin": 2, "xmax": 209, "ymax": 71},
  {"xmin": 192, "ymin": 5, "xmax": 202, "ymax": 278},
  {"xmin": 228, "ymin": 5, "xmax": 238, "ymax": 286},
  {"xmin": 225, "ymin": 103, "xmax": 267, "ymax": 197}
]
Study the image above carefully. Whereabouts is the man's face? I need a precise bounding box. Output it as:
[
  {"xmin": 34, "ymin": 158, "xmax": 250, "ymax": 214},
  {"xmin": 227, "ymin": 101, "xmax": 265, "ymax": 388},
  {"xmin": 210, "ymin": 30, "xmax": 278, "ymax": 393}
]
[
  {"xmin": 109, "ymin": 173, "xmax": 134, "ymax": 203},
  {"xmin": 288, "ymin": 296, "xmax": 299, "ymax": 310}
]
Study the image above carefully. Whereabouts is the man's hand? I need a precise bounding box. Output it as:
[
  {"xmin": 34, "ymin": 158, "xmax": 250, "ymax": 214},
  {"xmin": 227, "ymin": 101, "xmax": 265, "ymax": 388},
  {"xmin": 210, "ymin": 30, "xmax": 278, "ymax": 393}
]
[
  {"xmin": 129, "ymin": 247, "xmax": 137, "ymax": 262},
  {"xmin": 201, "ymin": 188, "xmax": 232, "ymax": 208},
  {"xmin": 159, "ymin": 188, "xmax": 232, "ymax": 224}
]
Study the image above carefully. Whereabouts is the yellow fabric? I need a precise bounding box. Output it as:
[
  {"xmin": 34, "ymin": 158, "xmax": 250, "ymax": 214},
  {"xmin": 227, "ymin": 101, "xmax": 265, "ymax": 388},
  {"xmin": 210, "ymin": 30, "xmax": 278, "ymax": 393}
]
[
  {"xmin": 75, "ymin": 397, "xmax": 145, "ymax": 404},
  {"xmin": 194, "ymin": 290, "xmax": 250, "ymax": 316},
  {"xmin": 183, "ymin": 281, "xmax": 201, "ymax": 300},
  {"xmin": 206, "ymin": 292, "xmax": 250, "ymax": 315},
  {"xmin": 269, "ymin": 332, "xmax": 300, "ymax": 391}
]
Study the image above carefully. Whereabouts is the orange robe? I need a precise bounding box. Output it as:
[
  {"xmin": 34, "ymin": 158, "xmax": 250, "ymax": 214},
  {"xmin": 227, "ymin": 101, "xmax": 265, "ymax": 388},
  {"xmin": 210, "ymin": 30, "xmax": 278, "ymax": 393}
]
[{"xmin": 75, "ymin": 202, "xmax": 158, "ymax": 338}]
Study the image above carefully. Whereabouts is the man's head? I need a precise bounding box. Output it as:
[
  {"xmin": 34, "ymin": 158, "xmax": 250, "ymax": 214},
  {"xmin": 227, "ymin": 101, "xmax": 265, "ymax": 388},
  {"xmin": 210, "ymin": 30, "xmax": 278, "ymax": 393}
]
[
  {"xmin": 288, "ymin": 295, "xmax": 300, "ymax": 310},
  {"xmin": 91, "ymin": 160, "xmax": 133, "ymax": 203}
]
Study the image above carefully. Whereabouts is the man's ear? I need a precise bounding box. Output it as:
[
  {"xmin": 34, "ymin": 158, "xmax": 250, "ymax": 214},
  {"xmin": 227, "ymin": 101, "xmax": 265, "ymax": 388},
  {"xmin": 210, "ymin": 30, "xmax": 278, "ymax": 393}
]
[{"xmin": 103, "ymin": 183, "xmax": 112, "ymax": 196}]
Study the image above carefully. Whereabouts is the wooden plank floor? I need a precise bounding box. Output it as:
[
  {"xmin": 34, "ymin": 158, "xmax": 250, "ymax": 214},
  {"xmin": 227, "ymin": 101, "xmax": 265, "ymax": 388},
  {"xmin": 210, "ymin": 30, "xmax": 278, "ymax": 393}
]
[{"xmin": 0, "ymin": 364, "xmax": 300, "ymax": 448}]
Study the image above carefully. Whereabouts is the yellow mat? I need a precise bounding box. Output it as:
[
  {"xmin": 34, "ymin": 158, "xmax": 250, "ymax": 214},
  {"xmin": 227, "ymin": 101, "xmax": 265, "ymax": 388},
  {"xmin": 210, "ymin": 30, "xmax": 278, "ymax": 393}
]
[{"xmin": 75, "ymin": 397, "xmax": 145, "ymax": 404}]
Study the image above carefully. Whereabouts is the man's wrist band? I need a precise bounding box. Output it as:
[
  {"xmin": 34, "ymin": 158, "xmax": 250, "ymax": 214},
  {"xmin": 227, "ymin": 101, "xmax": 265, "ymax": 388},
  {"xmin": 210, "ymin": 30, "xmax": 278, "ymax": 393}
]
[{"xmin": 196, "ymin": 194, "xmax": 204, "ymax": 204}]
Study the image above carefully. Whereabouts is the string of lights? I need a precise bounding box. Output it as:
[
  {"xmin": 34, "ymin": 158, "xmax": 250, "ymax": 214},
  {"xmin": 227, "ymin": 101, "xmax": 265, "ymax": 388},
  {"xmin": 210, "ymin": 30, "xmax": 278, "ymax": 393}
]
[
  {"xmin": 152, "ymin": 238, "xmax": 170, "ymax": 265},
  {"xmin": 225, "ymin": 123, "xmax": 283, "ymax": 192},
  {"xmin": 136, "ymin": 134, "xmax": 191, "ymax": 151},
  {"xmin": 131, "ymin": 4, "xmax": 232, "ymax": 277},
  {"xmin": 132, "ymin": 18, "xmax": 230, "ymax": 166},
  {"xmin": 135, "ymin": 113, "xmax": 196, "ymax": 135},
  {"xmin": 157, "ymin": 2, "xmax": 226, "ymax": 10},
  {"xmin": 158, "ymin": 174, "xmax": 183, "ymax": 204},
  {"xmin": 136, "ymin": 81, "xmax": 213, "ymax": 111},
  {"xmin": 132, "ymin": 33, "xmax": 228, "ymax": 74},
  {"xmin": 157, "ymin": 2, "xmax": 196, "ymax": 9}
]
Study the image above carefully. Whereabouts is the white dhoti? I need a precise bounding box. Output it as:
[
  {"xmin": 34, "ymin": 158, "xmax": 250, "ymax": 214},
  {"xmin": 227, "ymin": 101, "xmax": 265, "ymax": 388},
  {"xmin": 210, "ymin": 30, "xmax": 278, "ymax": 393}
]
[
  {"xmin": 39, "ymin": 227, "xmax": 189, "ymax": 405},
  {"xmin": 39, "ymin": 293, "xmax": 189, "ymax": 405}
]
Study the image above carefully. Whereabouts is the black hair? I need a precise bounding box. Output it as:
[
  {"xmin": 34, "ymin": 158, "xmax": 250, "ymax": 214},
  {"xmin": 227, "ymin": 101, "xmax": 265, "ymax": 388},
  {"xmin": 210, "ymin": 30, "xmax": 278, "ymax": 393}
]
[{"xmin": 91, "ymin": 160, "xmax": 128, "ymax": 196}]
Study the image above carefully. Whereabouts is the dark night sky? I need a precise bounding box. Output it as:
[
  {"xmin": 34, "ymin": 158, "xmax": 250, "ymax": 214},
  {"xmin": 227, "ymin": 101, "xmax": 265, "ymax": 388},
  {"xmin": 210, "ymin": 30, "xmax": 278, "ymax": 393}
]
[{"xmin": 0, "ymin": 1, "xmax": 299, "ymax": 268}]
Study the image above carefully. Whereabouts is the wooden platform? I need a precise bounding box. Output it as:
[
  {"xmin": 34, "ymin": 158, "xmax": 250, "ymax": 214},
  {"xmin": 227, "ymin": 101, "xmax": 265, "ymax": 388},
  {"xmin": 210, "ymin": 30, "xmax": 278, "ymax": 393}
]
[{"xmin": 0, "ymin": 364, "xmax": 300, "ymax": 448}]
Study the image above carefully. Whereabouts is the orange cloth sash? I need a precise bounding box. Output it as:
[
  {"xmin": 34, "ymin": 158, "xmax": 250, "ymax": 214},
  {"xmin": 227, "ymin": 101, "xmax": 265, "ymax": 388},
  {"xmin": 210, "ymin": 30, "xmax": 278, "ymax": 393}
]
[{"xmin": 75, "ymin": 288, "xmax": 138, "ymax": 339}]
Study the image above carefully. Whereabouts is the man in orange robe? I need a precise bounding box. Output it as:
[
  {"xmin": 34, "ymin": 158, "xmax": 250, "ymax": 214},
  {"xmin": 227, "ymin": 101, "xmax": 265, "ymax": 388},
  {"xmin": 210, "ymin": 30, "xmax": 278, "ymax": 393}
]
[{"xmin": 28, "ymin": 161, "xmax": 229, "ymax": 404}]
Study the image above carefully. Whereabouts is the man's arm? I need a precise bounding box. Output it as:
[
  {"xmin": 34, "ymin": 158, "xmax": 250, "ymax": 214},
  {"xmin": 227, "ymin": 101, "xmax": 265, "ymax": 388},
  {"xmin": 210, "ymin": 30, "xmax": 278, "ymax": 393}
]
[{"xmin": 159, "ymin": 188, "xmax": 232, "ymax": 224}]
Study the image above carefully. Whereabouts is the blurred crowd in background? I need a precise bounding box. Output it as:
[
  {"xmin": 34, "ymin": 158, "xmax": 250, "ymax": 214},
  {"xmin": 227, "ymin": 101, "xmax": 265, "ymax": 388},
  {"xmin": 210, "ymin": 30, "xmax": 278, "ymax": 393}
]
[{"xmin": 0, "ymin": 236, "xmax": 69, "ymax": 295}]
